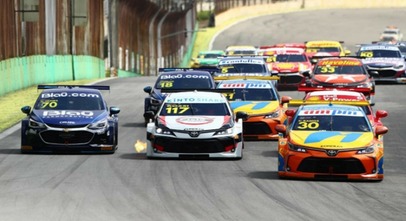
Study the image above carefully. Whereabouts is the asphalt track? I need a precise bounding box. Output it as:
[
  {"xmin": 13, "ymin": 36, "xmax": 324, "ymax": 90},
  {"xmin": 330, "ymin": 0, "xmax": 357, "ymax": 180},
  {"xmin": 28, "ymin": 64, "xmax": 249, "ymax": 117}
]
[{"xmin": 1, "ymin": 8, "xmax": 406, "ymax": 221}]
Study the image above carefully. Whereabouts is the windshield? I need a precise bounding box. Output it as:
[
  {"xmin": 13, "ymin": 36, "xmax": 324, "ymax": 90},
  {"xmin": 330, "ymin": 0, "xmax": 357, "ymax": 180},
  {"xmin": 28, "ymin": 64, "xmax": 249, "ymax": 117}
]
[
  {"xmin": 292, "ymin": 115, "xmax": 371, "ymax": 132},
  {"xmin": 35, "ymin": 92, "xmax": 104, "ymax": 110},
  {"xmin": 160, "ymin": 103, "xmax": 231, "ymax": 116},
  {"xmin": 200, "ymin": 53, "xmax": 222, "ymax": 59},
  {"xmin": 358, "ymin": 49, "xmax": 402, "ymax": 58},
  {"xmin": 276, "ymin": 54, "xmax": 307, "ymax": 62},
  {"xmin": 218, "ymin": 64, "xmax": 266, "ymax": 73},
  {"xmin": 222, "ymin": 88, "xmax": 277, "ymax": 101},
  {"xmin": 306, "ymin": 47, "xmax": 340, "ymax": 53}
]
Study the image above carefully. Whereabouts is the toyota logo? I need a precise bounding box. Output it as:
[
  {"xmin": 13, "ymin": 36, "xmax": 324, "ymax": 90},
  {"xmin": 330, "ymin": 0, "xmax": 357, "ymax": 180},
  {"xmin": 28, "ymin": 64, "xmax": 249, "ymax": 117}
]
[
  {"xmin": 189, "ymin": 131, "xmax": 200, "ymax": 137},
  {"xmin": 326, "ymin": 150, "xmax": 338, "ymax": 156}
]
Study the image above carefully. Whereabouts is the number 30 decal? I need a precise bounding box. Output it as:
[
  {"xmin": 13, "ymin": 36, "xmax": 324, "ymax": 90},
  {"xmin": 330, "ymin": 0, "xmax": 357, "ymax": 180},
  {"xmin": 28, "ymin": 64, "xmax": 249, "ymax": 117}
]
[{"xmin": 297, "ymin": 121, "xmax": 319, "ymax": 129}]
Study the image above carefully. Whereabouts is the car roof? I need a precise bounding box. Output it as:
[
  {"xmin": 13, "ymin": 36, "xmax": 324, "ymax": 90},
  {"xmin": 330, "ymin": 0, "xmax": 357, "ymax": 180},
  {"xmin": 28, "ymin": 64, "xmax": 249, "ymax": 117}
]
[
  {"xmin": 164, "ymin": 91, "xmax": 228, "ymax": 104},
  {"xmin": 305, "ymin": 40, "xmax": 343, "ymax": 47},
  {"xmin": 306, "ymin": 90, "xmax": 367, "ymax": 101},
  {"xmin": 198, "ymin": 50, "xmax": 225, "ymax": 55},
  {"xmin": 40, "ymin": 88, "xmax": 102, "ymax": 94}
]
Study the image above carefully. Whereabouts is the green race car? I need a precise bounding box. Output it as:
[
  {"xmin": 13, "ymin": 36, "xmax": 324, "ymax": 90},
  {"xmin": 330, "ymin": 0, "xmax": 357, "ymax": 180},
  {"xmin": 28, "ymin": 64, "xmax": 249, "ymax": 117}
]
[{"xmin": 190, "ymin": 50, "xmax": 225, "ymax": 68}]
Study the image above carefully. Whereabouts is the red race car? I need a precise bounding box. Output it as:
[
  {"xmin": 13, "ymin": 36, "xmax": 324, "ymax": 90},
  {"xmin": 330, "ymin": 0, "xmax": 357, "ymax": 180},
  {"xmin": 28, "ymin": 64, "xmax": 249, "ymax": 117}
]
[
  {"xmin": 264, "ymin": 49, "xmax": 312, "ymax": 90},
  {"xmin": 298, "ymin": 57, "xmax": 378, "ymax": 105},
  {"xmin": 295, "ymin": 90, "xmax": 388, "ymax": 129}
]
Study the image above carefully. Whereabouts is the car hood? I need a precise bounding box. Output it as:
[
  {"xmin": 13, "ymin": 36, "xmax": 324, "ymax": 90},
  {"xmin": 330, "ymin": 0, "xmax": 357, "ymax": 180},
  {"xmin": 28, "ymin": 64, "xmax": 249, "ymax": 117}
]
[
  {"xmin": 313, "ymin": 74, "xmax": 367, "ymax": 84},
  {"xmin": 32, "ymin": 109, "xmax": 107, "ymax": 127},
  {"xmin": 158, "ymin": 115, "xmax": 231, "ymax": 130},
  {"xmin": 230, "ymin": 101, "xmax": 279, "ymax": 115},
  {"xmin": 271, "ymin": 62, "xmax": 310, "ymax": 73},
  {"xmin": 289, "ymin": 130, "xmax": 374, "ymax": 149}
]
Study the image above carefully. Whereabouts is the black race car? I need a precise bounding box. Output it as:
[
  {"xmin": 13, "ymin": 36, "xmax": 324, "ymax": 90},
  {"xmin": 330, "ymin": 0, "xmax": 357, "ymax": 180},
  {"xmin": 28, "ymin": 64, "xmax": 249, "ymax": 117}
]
[
  {"xmin": 20, "ymin": 85, "xmax": 120, "ymax": 154},
  {"xmin": 143, "ymin": 68, "xmax": 216, "ymax": 126}
]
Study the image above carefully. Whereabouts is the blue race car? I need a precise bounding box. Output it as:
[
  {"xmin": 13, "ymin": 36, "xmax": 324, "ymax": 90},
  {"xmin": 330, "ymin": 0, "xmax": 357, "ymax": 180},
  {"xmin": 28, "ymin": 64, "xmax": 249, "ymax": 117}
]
[{"xmin": 20, "ymin": 85, "xmax": 120, "ymax": 154}]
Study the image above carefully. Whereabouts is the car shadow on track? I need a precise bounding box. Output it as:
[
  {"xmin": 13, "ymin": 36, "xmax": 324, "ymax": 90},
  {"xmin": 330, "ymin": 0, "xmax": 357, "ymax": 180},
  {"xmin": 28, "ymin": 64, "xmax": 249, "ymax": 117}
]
[
  {"xmin": 0, "ymin": 149, "xmax": 21, "ymax": 155},
  {"xmin": 120, "ymin": 153, "xmax": 147, "ymax": 160},
  {"xmin": 247, "ymin": 171, "xmax": 279, "ymax": 180},
  {"xmin": 121, "ymin": 122, "xmax": 144, "ymax": 128}
]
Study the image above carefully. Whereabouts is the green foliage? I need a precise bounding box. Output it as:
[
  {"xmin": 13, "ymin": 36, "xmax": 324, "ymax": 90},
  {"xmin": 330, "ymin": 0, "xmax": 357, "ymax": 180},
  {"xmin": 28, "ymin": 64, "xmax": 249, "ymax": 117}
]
[{"xmin": 197, "ymin": 10, "xmax": 212, "ymax": 21}]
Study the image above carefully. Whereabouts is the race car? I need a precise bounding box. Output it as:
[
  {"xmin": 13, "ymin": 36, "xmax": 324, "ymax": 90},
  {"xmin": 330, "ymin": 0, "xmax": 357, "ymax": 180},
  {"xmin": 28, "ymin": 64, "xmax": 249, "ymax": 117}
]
[
  {"xmin": 264, "ymin": 50, "xmax": 312, "ymax": 90},
  {"xmin": 143, "ymin": 68, "xmax": 216, "ymax": 125},
  {"xmin": 275, "ymin": 103, "xmax": 388, "ymax": 181},
  {"xmin": 190, "ymin": 50, "xmax": 225, "ymax": 68},
  {"xmin": 298, "ymin": 57, "xmax": 377, "ymax": 105},
  {"xmin": 305, "ymin": 40, "xmax": 351, "ymax": 61},
  {"xmin": 296, "ymin": 90, "xmax": 388, "ymax": 129},
  {"xmin": 20, "ymin": 85, "xmax": 120, "ymax": 154},
  {"xmin": 225, "ymin": 45, "xmax": 257, "ymax": 56},
  {"xmin": 257, "ymin": 44, "xmax": 305, "ymax": 56},
  {"xmin": 217, "ymin": 77, "xmax": 291, "ymax": 140},
  {"xmin": 379, "ymin": 26, "xmax": 403, "ymax": 43},
  {"xmin": 214, "ymin": 57, "xmax": 277, "ymax": 84},
  {"xmin": 356, "ymin": 43, "xmax": 406, "ymax": 83},
  {"xmin": 145, "ymin": 91, "xmax": 247, "ymax": 159}
]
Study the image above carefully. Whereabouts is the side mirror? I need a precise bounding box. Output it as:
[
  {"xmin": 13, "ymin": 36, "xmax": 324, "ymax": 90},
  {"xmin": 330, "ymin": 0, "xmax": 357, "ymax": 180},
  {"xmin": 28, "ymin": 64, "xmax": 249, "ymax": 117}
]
[
  {"xmin": 281, "ymin": 96, "xmax": 292, "ymax": 105},
  {"xmin": 109, "ymin": 106, "xmax": 120, "ymax": 116},
  {"xmin": 302, "ymin": 71, "xmax": 311, "ymax": 78},
  {"xmin": 143, "ymin": 111, "xmax": 155, "ymax": 120},
  {"xmin": 345, "ymin": 49, "xmax": 351, "ymax": 55},
  {"xmin": 368, "ymin": 70, "xmax": 379, "ymax": 78},
  {"xmin": 275, "ymin": 124, "xmax": 287, "ymax": 136},
  {"xmin": 375, "ymin": 126, "xmax": 388, "ymax": 137},
  {"xmin": 236, "ymin": 111, "xmax": 248, "ymax": 121},
  {"xmin": 375, "ymin": 110, "xmax": 388, "ymax": 121},
  {"xmin": 143, "ymin": 86, "xmax": 152, "ymax": 94},
  {"xmin": 21, "ymin": 106, "xmax": 31, "ymax": 115},
  {"xmin": 285, "ymin": 109, "xmax": 296, "ymax": 117}
]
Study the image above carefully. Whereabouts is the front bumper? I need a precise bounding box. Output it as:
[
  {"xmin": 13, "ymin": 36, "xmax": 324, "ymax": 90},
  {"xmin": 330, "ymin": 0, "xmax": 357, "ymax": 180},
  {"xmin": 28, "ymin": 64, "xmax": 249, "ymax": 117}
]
[
  {"xmin": 242, "ymin": 115, "xmax": 285, "ymax": 140},
  {"xmin": 278, "ymin": 150, "xmax": 383, "ymax": 181},
  {"xmin": 146, "ymin": 135, "xmax": 243, "ymax": 159},
  {"xmin": 21, "ymin": 125, "xmax": 117, "ymax": 153}
]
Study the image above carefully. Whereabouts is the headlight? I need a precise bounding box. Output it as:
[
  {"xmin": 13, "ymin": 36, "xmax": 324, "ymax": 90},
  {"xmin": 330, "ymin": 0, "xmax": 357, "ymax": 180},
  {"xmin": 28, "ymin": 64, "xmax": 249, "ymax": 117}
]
[
  {"xmin": 356, "ymin": 82, "xmax": 372, "ymax": 88},
  {"xmin": 356, "ymin": 145, "xmax": 375, "ymax": 154},
  {"xmin": 155, "ymin": 127, "xmax": 174, "ymax": 135},
  {"xmin": 394, "ymin": 64, "xmax": 405, "ymax": 69},
  {"xmin": 29, "ymin": 118, "xmax": 46, "ymax": 128},
  {"xmin": 288, "ymin": 142, "xmax": 307, "ymax": 152},
  {"xmin": 214, "ymin": 128, "xmax": 233, "ymax": 135},
  {"xmin": 88, "ymin": 119, "xmax": 108, "ymax": 129},
  {"xmin": 264, "ymin": 109, "xmax": 280, "ymax": 119}
]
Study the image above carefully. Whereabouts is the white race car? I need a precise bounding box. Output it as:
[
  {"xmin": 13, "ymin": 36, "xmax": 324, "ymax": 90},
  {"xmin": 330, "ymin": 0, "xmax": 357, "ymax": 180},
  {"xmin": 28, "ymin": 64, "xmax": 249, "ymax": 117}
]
[{"xmin": 145, "ymin": 91, "xmax": 247, "ymax": 159}]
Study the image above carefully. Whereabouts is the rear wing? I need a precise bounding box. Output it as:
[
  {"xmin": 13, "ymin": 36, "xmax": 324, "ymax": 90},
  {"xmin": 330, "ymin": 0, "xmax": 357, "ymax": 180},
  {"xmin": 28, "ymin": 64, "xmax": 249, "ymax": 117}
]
[
  {"xmin": 158, "ymin": 67, "xmax": 219, "ymax": 75},
  {"xmin": 37, "ymin": 85, "xmax": 110, "ymax": 90},
  {"xmin": 288, "ymin": 99, "xmax": 370, "ymax": 107},
  {"xmin": 214, "ymin": 74, "xmax": 280, "ymax": 81}
]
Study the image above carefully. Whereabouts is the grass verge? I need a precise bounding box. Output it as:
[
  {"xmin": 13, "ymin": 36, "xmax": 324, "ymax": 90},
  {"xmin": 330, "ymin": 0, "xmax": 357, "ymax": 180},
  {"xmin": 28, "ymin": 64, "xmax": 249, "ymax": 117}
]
[{"xmin": 0, "ymin": 79, "xmax": 99, "ymax": 133}]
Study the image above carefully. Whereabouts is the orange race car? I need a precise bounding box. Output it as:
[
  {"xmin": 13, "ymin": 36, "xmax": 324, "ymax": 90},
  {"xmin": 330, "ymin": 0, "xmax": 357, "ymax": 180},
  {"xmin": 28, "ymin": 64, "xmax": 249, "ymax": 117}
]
[
  {"xmin": 275, "ymin": 103, "xmax": 388, "ymax": 181},
  {"xmin": 298, "ymin": 57, "xmax": 378, "ymax": 105}
]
